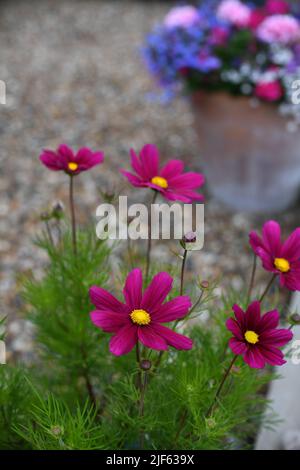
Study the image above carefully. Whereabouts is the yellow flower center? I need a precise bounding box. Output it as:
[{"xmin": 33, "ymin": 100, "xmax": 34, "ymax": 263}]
[
  {"xmin": 68, "ymin": 162, "xmax": 78, "ymax": 172},
  {"xmin": 151, "ymin": 176, "xmax": 168, "ymax": 189},
  {"xmin": 130, "ymin": 309, "xmax": 151, "ymax": 326},
  {"xmin": 274, "ymin": 257, "xmax": 290, "ymax": 273},
  {"xmin": 244, "ymin": 330, "xmax": 259, "ymax": 345}
]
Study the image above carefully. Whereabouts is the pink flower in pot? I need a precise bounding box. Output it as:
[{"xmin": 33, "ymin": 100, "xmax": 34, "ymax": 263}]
[
  {"xmin": 254, "ymin": 79, "xmax": 283, "ymax": 102},
  {"xmin": 257, "ymin": 14, "xmax": 300, "ymax": 44},
  {"xmin": 217, "ymin": 0, "xmax": 251, "ymax": 28},
  {"xmin": 164, "ymin": 6, "xmax": 200, "ymax": 29}
]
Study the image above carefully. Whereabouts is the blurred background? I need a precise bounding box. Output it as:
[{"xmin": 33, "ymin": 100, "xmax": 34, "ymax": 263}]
[{"xmin": 0, "ymin": 0, "xmax": 299, "ymax": 359}]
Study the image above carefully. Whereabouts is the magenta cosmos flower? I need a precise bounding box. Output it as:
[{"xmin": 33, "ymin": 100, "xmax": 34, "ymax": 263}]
[
  {"xmin": 120, "ymin": 144, "xmax": 205, "ymax": 203},
  {"xmin": 89, "ymin": 268, "xmax": 193, "ymax": 356},
  {"xmin": 40, "ymin": 144, "xmax": 104, "ymax": 175},
  {"xmin": 249, "ymin": 220, "xmax": 300, "ymax": 291},
  {"xmin": 226, "ymin": 301, "xmax": 293, "ymax": 369}
]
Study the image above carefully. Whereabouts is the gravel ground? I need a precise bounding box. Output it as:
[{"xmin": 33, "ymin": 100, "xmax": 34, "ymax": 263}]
[{"xmin": 0, "ymin": 0, "xmax": 299, "ymax": 357}]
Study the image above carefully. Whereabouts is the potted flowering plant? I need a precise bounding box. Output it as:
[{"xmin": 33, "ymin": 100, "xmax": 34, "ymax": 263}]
[
  {"xmin": 1, "ymin": 142, "xmax": 299, "ymax": 451},
  {"xmin": 143, "ymin": 0, "xmax": 300, "ymax": 212}
]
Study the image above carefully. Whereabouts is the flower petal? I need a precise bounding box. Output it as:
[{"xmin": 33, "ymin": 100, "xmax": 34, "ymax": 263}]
[
  {"xmin": 153, "ymin": 296, "xmax": 192, "ymax": 322},
  {"xmin": 257, "ymin": 344, "xmax": 286, "ymax": 366},
  {"xmin": 226, "ymin": 318, "xmax": 243, "ymax": 340},
  {"xmin": 262, "ymin": 220, "xmax": 281, "ymax": 256},
  {"xmin": 168, "ymin": 172, "xmax": 205, "ymax": 189},
  {"xmin": 120, "ymin": 169, "xmax": 145, "ymax": 187},
  {"xmin": 141, "ymin": 272, "xmax": 173, "ymax": 312},
  {"xmin": 90, "ymin": 310, "xmax": 128, "ymax": 333},
  {"xmin": 151, "ymin": 323, "xmax": 193, "ymax": 350},
  {"xmin": 249, "ymin": 231, "xmax": 265, "ymax": 255},
  {"xmin": 243, "ymin": 347, "xmax": 266, "ymax": 369},
  {"xmin": 89, "ymin": 286, "xmax": 128, "ymax": 314},
  {"xmin": 40, "ymin": 150, "xmax": 64, "ymax": 171},
  {"xmin": 260, "ymin": 328, "xmax": 293, "ymax": 347},
  {"xmin": 258, "ymin": 309, "xmax": 280, "ymax": 333},
  {"xmin": 57, "ymin": 144, "xmax": 74, "ymax": 162},
  {"xmin": 281, "ymin": 227, "xmax": 300, "ymax": 261},
  {"xmin": 228, "ymin": 337, "xmax": 247, "ymax": 355},
  {"xmin": 130, "ymin": 148, "xmax": 145, "ymax": 178},
  {"xmin": 123, "ymin": 268, "xmax": 143, "ymax": 310},
  {"xmin": 109, "ymin": 323, "xmax": 137, "ymax": 356},
  {"xmin": 160, "ymin": 160, "xmax": 184, "ymax": 179},
  {"xmin": 232, "ymin": 304, "xmax": 246, "ymax": 330},
  {"xmin": 137, "ymin": 326, "xmax": 168, "ymax": 351},
  {"xmin": 245, "ymin": 300, "xmax": 261, "ymax": 330},
  {"xmin": 281, "ymin": 265, "xmax": 300, "ymax": 291},
  {"xmin": 139, "ymin": 144, "xmax": 159, "ymax": 179}
]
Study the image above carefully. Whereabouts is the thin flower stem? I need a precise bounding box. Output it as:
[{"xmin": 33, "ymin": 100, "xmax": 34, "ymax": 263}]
[
  {"xmin": 136, "ymin": 343, "xmax": 142, "ymax": 389},
  {"xmin": 45, "ymin": 220, "xmax": 54, "ymax": 247},
  {"xmin": 69, "ymin": 175, "xmax": 77, "ymax": 255},
  {"xmin": 247, "ymin": 254, "xmax": 257, "ymax": 304},
  {"xmin": 145, "ymin": 190, "xmax": 158, "ymax": 281},
  {"xmin": 205, "ymin": 355, "xmax": 238, "ymax": 418},
  {"xmin": 188, "ymin": 289, "xmax": 204, "ymax": 316},
  {"xmin": 174, "ymin": 408, "xmax": 188, "ymax": 448},
  {"xmin": 259, "ymin": 274, "xmax": 277, "ymax": 303},
  {"xmin": 138, "ymin": 370, "xmax": 148, "ymax": 449},
  {"xmin": 180, "ymin": 249, "xmax": 188, "ymax": 296}
]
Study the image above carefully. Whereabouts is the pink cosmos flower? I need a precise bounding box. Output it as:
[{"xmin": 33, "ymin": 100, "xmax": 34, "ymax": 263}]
[
  {"xmin": 217, "ymin": 0, "xmax": 251, "ymax": 28},
  {"xmin": 257, "ymin": 14, "xmax": 300, "ymax": 44},
  {"xmin": 254, "ymin": 79, "xmax": 283, "ymax": 101},
  {"xmin": 89, "ymin": 268, "xmax": 193, "ymax": 356},
  {"xmin": 249, "ymin": 220, "xmax": 300, "ymax": 291},
  {"xmin": 40, "ymin": 144, "xmax": 104, "ymax": 175},
  {"xmin": 164, "ymin": 6, "xmax": 200, "ymax": 29},
  {"xmin": 120, "ymin": 144, "xmax": 205, "ymax": 203},
  {"xmin": 266, "ymin": 0, "xmax": 290, "ymax": 15},
  {"xmin": 226, "ymin": 301, "xmax": 293, "ymax": 368}
]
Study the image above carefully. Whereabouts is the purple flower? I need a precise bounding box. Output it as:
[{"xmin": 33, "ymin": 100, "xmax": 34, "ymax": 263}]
[
  {"xmin": 249, "ymin": 220, "xmax": 300, "ymax": 291},
  {"xmin": 89, "ymin": 268, "xmax": 193, "ymax": 356},
  {"xmin": 226, "ymin": 301, "xmax": 293, "ymax": 369},
  {"xmin": 120, "ymin": 144, "xmax": 205, "ymax": 203},
  {"xmin": 40, "ymin": 144, "xmax": 104, "ymax": 175}
]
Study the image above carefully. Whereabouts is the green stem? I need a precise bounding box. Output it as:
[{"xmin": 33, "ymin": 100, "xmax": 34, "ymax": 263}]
[
  {"xmin": 145, "ymin": 191, "xmax": 158, "ymax": 281},
  {"xmin": 205, "ymin": 355, "xmax": 238, "ymax": 418},
  {"xmin": 138, "ymin": 370, "xmax": 148, "ymax": 449},
  {"xmin": 69, "ymin": 175, "xmax": 77, "ymax": 255},
  {"xmin": 259, "ymin": 274, "xmax": 276, "ymax": 303},
  {"xmin": 45, "ymin": 220, "xmax": 54, "ymax": 247}
]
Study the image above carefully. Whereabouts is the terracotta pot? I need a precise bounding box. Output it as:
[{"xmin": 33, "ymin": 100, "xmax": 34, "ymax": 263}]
[{"xmin": 191, "ymin": 92, "xmax": 300, "ymax": 212}]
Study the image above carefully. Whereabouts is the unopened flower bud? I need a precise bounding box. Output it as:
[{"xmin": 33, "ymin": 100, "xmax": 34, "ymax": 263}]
[
  {"xmin": 50, "ymin": 425, "xmax": 63, "ymax": 437},
  {"xmin": 200, "ymin": 280, "xmax": 209, "ymax": 289},
  {"xmin": 183, "ymin": 231, "xmax": 197, "ymax": 244},
  {"xmin": 289, "ymin": 313, "xmax": 300, "ymax": 325},
  {"xmin": 140, "ymin": 359, "xmax": 152, "ymax": 371},
  {"xmin": 51, "ymin": 201, "xmax": 64, "ymax": 219}
]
